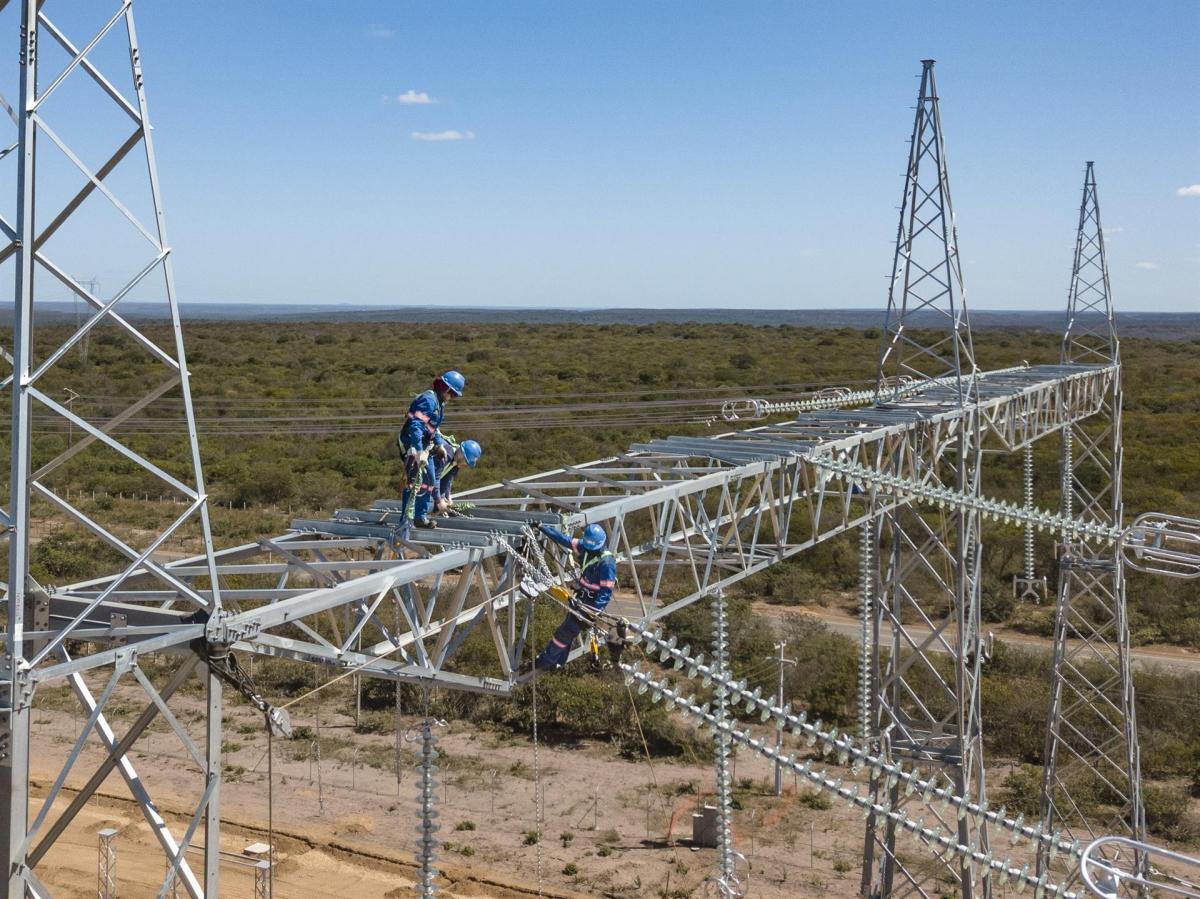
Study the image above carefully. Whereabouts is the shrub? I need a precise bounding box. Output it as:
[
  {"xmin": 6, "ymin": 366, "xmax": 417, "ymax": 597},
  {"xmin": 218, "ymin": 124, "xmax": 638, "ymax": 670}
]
[
  {"xmin": 562, "ymin": 862, "xmax": 579, "ymax": 876},
  {"xmin": 799, "ymin": 790, "xmax": 832, "ymax": 811},
  {"xmin": 1144, "ymin": 783, "xmax": 1200, "ymax": 843},
  {"xmin": 455, "ymin": 820, "xmax": 475, "ymax": 832},
  {"xmin": 523, "ymin": 831, "xmax": 540, "ymax": 846}
]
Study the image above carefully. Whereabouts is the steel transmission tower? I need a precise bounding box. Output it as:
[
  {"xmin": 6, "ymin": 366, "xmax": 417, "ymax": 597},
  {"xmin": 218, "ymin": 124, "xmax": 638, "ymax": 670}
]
[
  {"xmin": 1038, "ymin": 163, "xmax": 1144, "ymax": 879},
  {"xmin": 1, "ymin": 2, "xmax": 224, "ymax": 896},
  {"xmin": 862, "ymin": 60, "xmax": 990, "ymax": 899}
]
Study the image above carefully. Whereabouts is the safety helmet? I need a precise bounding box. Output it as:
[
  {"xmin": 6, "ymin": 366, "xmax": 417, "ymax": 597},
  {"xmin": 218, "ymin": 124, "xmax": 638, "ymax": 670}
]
[
  {"xmin": 460, "ymin": 439, "xmax": 482, "ymax": 468},
  {"xmin": 435, "ymin": 370, "xmax": 466, "ymax": 397},
  {"xmin": 579, "ymin": 523, "xmax": 607, "ymax": 552}
]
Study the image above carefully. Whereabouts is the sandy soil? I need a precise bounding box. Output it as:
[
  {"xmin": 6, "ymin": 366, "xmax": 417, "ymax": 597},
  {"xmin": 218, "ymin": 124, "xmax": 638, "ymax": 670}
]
[{"xmin": 31, "ymin": 671, "xmax": 903, "ymax": 898}]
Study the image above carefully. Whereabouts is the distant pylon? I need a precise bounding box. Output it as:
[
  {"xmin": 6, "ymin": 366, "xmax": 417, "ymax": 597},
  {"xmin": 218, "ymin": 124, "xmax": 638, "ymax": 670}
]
[
  {"xmin": 861, "ymin": 60, "xmax": 990, "ymax": 899},
  {"xmin": 876, "ymin": 60, "xmax": 976, "ymax": 404},
  {"xmin": 1038, "ymin": 162, "xmax": 1144, "ymax": 882}
]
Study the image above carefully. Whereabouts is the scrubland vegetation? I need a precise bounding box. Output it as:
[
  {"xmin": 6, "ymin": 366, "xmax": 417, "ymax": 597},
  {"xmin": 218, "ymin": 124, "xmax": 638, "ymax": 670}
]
[{"xmin": 10, "ymin": 319, "xmax": 1200, "ymax": 843}]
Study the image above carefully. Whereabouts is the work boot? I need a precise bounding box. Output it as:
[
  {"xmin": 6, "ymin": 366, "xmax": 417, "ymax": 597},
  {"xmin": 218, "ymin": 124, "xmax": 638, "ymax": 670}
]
[{"xmin": 413, "ymin": 517, "xmax": 437, "ymax": 529}]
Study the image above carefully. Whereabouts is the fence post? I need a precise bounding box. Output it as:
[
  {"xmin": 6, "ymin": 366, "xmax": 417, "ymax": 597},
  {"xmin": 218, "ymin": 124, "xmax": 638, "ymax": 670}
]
[{"xmin": 97, "ymin": 828, "xmax": 118, "ymax": 899}]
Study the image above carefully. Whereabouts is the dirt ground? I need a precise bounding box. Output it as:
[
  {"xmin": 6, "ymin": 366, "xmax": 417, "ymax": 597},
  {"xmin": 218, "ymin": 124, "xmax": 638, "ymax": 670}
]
[
  {"xmin": 28, "ymin": 598, "xmax": 1200, "ymax": 898},
  {"xmin": 30, "ymin": 668, "xmax": 922, "ymax": 899}
]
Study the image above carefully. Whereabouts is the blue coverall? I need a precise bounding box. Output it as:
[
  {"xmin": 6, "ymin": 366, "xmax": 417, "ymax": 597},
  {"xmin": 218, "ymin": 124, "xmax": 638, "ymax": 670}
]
[
  {"xmin": 399, "ymin": 389, "xmax": 445, "ymax": 520},
  {"xmin": 412, "ymin": 435, "xmax": 463, "ymax": 522},
  {"xmin": 535, "ymin": 526, "xmax": 618, "ymax": 669}
]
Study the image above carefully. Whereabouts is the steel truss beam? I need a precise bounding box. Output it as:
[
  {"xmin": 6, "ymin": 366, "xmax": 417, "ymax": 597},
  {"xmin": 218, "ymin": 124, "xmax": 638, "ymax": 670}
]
[
  {"xmin": 1038, "ymin": 163, "xmax": 1144, "ymax": 883},
  {"xmin": 29, "ymin": 362, "xmax": 1115, "ymax": 698}
]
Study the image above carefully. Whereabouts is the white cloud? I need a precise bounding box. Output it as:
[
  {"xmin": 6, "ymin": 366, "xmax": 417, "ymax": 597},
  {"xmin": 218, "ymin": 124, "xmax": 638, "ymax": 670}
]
[
  {"xmin": 1134, "ymin": 261, "xmax": 1160, "ymax": 270},
  {"xmin": 397, "ymin": 89, "xmax": 436, "ymax": 105},
  {"xmin": 1176, "ymin": 184, "xmax": 1200, "ymax": 197},
  {"xmin": 366, "ymin": 24, "xmax": 394, "ymax": 39},
  {"xmin": 1103, "ymin": 226, "xmax": 1124, "ymax": 236},
  {"xmin": 411, "ymin": 130, "xmax": 475, "ymax": 142}
]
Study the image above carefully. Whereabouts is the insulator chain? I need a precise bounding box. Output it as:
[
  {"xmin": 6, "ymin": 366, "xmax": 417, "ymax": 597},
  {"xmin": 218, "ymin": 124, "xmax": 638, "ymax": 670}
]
[
  {"xmin": 721, "ymin": 365, "xmax": 1031, "ymax": 421},
  {"xmin": 1023, "ymin": 446, "xmax": 1036, "ymax": 580},
  {"xmin": 858, "ymin": 522, "xmax": 873, "ymax": 743},
  {"xmin": 622, "ymin": 655, "xmax": 1081, "ymax": 899},
  {"xmin": 415, "ymin": 719, "xmax": 441, "ymax": 897},
  {"xmin": 709, "ymin": 595, "xmax": 742, "ymax": 897},
  {"xmin": 626, "ymin": 624, "xmax": 1086, "ymax": 866},
  {"xmin": 811, "ymin": 454, "xmax": 1124, "ymax": 545}
]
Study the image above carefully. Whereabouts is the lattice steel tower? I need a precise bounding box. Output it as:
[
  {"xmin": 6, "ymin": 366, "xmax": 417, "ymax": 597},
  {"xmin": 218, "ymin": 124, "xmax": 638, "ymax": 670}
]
[
  {"xmin": 1, "ymin": 2, "xmax": 225, "ymax": 895},
  {"xmin": 862, "ymin": 60, "xmax": 990, "ymax": 899},
  {"xmin": 1037, "ymin": 162, "xmax": 1144, "ymax": 879}
]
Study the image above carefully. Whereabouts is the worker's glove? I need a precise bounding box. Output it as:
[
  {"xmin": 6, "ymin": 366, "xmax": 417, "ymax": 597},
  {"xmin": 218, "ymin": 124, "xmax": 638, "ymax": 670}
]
[
  {"xmin": 435, "ymin": 497, "xmax": 451, "ymax": 512},
  {"xmin": 416, "ymin": 448, "xmax": 430, "ymax": 466}
]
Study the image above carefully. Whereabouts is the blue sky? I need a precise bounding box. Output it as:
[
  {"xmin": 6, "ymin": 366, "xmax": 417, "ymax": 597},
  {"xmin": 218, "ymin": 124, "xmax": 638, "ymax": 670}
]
[{"xmin": 25, "ymin": 1, "xmax": 1200, "ymax": 311}]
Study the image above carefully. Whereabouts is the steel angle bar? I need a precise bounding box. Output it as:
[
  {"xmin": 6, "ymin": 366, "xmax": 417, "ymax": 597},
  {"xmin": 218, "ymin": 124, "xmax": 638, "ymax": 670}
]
[
  {"xmin": 29, "ymin": 388, "xmax": 196, "ymax": 496},
  {"xmin": 32, "ymin": 114, "xmax": 161, "ymax": 247},
  {"xmin": 37, "ymin": 12, "xmax": 140, "ymax": 120},
  {"xmin": 26, "ymin": 500, "xmax": 205, "ymax": 667},
  {"xmin": 34, "ymin": 484, "xmax": 209, "ymax": 603},
  {"xmin": 31, "ymin": 3, "xmax": 130, "ymax": 112},
  {"xmin": 30, "ymin": 626, "xmax": 203, "ymax": 686},
  {"xmin": 31, "ymin": 375, "xmax": 180, "ymax": 481},
  {"xmin": 224, "ymin": 547, "xmax": 489, "ymax": 633},
  {"xmin": 29, "ymin": 250, "xmax": 172, "ymax": 384},
  {"xmin": 236, "ymin": 632, "xmax": 512, "ymax": 695}
]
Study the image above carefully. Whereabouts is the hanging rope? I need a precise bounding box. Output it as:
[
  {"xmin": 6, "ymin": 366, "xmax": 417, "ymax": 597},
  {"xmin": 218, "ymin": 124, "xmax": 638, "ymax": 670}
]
[
  {"xmin": 529, "ymin": 596, "xmax": 545, "ymax": 898},
  {"xmin": 266, "ymin": 725, "xmax": 275, "ymax": 899}
]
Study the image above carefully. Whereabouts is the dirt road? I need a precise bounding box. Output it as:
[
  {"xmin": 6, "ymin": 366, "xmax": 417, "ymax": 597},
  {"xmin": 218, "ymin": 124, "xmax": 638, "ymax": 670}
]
[{"xmin": 757, "ymin": 602, "xmax": 1200, "ymax": 674}]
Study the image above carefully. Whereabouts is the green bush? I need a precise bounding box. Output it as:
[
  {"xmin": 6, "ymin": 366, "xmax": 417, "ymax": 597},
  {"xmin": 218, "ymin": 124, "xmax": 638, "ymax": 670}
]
[{"xmin": 1144, "ymin": 783, "xmax": 1200, "ymax": 842}]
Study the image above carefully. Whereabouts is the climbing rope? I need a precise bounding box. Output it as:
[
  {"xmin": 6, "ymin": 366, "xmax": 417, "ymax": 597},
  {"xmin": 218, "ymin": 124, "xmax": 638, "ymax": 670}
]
[
  {"xmin": 266, "ymin": 725, "xmax": 275, "ymax": 899},
  {"xmin": 528, "ymin": 595, "xmax": 545, "ymax": 898}
]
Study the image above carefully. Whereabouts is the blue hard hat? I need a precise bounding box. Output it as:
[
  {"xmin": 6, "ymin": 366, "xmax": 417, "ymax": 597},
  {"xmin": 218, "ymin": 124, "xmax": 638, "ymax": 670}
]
[
  {"xmin": 461, "ymin": 439, "xmax": 482, "ymax": 468},
  {"xmin": 437, "ymin": 370, "xmax": 465, "ymax": 397},
  {"xmin": 579, "ymin": 524, "xmax": 607, "ymax": 552}
]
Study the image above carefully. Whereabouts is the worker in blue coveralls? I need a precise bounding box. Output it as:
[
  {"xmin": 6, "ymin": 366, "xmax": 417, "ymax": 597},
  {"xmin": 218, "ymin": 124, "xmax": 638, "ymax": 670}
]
[
  {"xmin": 534, "ymin": 523, "xmax": 619, "ymax": 670},
  {"xmin": 399, "ymin": 370, "xmax": 465, "ymax": 528},
  {"xmin": 412, "ymin": 434, "xmax": 483, "ymax": 523}
]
